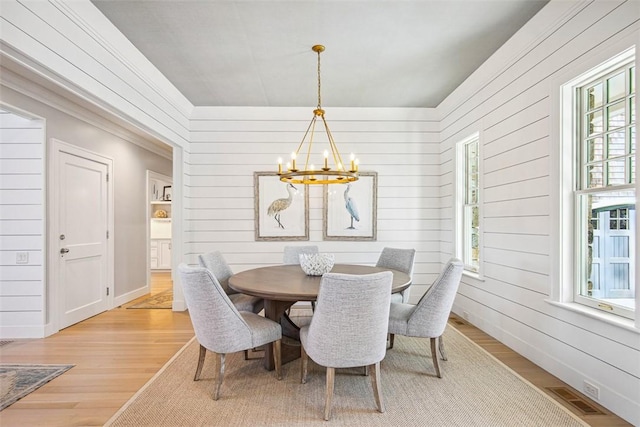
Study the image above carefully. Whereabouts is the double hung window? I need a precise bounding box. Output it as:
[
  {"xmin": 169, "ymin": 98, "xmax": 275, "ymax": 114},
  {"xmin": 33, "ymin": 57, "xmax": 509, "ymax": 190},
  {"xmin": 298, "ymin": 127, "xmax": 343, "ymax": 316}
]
[
  {"xmin": 574, "ymin": 58, "xmax": 636, "ymax": 319},
  {"xmin": 457, "ymin": 134, "xmax": 480, "ymax": 273}
]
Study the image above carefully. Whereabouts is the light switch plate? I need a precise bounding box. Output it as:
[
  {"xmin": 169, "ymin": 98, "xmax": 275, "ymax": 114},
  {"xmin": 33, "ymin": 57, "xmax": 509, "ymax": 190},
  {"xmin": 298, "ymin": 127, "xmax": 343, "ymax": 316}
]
[{"xmin": 16, "ymin": 252, "xmax": 29, "ymax": 264}]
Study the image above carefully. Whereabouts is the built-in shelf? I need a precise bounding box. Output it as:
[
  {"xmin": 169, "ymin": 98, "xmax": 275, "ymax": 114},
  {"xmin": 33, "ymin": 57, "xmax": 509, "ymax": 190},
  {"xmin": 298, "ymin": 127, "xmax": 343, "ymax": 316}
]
[
  {"xmin": 151, "ymin": 200, "xmax": 171, "ymax": 221},
  {"xmin": 149, "ymin": 173, "xmax": 172, "ymax": 271}
]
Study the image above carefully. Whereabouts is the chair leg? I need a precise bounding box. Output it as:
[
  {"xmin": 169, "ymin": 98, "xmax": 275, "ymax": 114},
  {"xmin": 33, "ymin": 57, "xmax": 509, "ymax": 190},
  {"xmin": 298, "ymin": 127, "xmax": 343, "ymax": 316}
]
[
  {"xmin": 273, "ymin": 339, "xmax": 282, "ymax": 380},
  {"xmin": 370, "ymin": 362, "xmax": 385, "ymax": 413},
  {"xmin": 388, "ymin": 333, "xmax": 395, "ymax": 349},
  {"xmin": 244, "ymin": 349, "xmax": 249, "ymax": 360},
  {"xmin": 438, "ymin": 335, "xmax": 447, "ymax": 361},
  {"xmin": 324, "ymin": 367, "xmax": 335, "ymax": 421},
  {"xmin": 213, "ymin": 353, "xmax": 226, "ymax": 400},
  {"xmin": 301, "ymin": 344, "xmax": 308, "ymax": 384},
  {"xmin": 363, "ymin": 365, "xmax": 369, "ymax": 376},
  {"xmin": 430, "ymin": 337, "xmax": 441, "ymax": 378},
  {"xmin": 194, "ymin": 344, "xmax": 206, "ymax": 381},
  {"xmin": 310, "ymin": 301, "xmax": 316, "ymax": 312}
]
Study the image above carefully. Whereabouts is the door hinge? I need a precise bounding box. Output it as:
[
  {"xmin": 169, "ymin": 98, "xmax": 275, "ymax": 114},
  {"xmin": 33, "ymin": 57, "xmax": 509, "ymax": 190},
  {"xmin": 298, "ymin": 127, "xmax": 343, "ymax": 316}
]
[
  {"xmin": 106, "ymin": 173, "xmax": 109, "ymax": 182},
  {"xmin": 107, "ymin": 287, "xmax": 110, "ymax": 296},
  {"xmin": 106, "ymin": 230, "xmax": 109, "ymax": 239}
]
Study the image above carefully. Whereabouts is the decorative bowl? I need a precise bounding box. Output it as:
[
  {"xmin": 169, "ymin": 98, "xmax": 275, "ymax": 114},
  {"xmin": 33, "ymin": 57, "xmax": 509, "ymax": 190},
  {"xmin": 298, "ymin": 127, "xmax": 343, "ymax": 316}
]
[
  {"xmin": 153, "ymin": 209, "xmax": 168, "ymax": 218},
  {"xmin": 299, "ymin": 253, "xmax": 335, "ymax": 276}
]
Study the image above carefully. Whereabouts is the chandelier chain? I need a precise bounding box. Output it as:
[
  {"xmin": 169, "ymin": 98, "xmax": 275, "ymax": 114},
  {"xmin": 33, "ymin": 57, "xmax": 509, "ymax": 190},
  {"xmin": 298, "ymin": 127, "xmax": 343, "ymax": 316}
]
[{"xmin": 317, "ymin": 48, "xmax": 322, "ymax": 109}]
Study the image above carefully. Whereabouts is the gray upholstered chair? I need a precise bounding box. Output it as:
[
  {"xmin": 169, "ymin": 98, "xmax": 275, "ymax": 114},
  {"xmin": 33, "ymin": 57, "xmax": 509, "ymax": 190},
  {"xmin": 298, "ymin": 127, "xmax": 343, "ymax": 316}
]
[
  {"xmin": 283, "ymin": 245, "xmax": 319, "ymax": 264},
  {"xmin": 300, "ymin": 272, "xmax": 393, "ymax": 420},
  {"xmin": 178, "ymin": 263, "xmax": 282, "ymax": 400},
  {"xmin": 387, "ymin": 258, "xmax": 463, "ymax": 378},
  {"xmin": 376, "ymin": 247, "xmax": 416, "ymax": 304},
  {"xmin": 198, "ymin": 251, "xmax": 264, "ymax": 314}
]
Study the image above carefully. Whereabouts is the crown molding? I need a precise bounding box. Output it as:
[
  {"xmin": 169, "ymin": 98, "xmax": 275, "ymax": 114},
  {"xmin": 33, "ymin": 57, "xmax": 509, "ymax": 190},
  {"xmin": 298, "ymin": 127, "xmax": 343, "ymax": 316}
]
[{"xmin": 0, "ymin": 52, "xmax": 173, "ymax": 160}]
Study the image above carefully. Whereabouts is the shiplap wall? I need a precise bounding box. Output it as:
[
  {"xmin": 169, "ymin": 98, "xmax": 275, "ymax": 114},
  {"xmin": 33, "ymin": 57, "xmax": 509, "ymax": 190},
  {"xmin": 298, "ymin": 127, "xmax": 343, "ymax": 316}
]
[
  {"xmin": 186, "ymin": 107, "xmax": 440, "ymax": 301},
  {"xmin": 439, "ymin": 1, "xmax": 639, "ymax": 423},
  {"xmin": 0, "ymin": 0, "xmax": 191, "ymax": 148},
  {"xmin": 0, "ymin": 108, "xmax": 45, "ymax": 337}
]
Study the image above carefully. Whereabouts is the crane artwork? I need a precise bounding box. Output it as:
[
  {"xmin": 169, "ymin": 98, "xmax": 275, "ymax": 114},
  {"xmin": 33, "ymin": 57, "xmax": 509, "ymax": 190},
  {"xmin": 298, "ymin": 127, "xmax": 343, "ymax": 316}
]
[
  {"xmin": 267, "ymin": 183, "xmax": 297, "ymax": 229},
  {"xmin": 343, "ymin": 183, "xmax": 360, "ymax": 229}
]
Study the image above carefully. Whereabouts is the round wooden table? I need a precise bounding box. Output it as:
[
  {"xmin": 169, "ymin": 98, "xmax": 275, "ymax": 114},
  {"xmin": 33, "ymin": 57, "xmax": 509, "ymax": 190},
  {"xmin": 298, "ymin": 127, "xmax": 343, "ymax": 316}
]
[{"xmin": 229, "ymin": 264, "xmax": 411, "ymax": 370}]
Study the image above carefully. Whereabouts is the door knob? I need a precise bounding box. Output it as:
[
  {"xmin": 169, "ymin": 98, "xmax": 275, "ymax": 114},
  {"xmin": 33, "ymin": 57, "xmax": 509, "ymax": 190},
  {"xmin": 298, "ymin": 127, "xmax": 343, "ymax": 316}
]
[{"xmin": 60, "ymin": 248, "xmax": 70, "ymax": 254}]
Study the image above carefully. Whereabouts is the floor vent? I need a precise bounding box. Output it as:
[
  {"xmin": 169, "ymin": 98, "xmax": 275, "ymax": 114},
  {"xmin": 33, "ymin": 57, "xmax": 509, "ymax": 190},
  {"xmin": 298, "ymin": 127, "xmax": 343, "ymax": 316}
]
[
  {"xmin": 0, "ymin": 340, "xmax": 13, "ymax": 347},
  {"xmin": 546, "ymin": 387, "xmax": 606, "ymax": 415},
  {"xmin": 451, "ymin": 318, "xmax": 466, "ymax": 325}
]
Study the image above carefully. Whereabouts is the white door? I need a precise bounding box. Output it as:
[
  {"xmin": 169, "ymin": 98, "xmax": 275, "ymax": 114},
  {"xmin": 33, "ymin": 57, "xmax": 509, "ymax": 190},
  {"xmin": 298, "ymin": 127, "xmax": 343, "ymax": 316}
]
[{"xmin": 56, "ymin": 149, "xmax": 110, "ymax": 329}]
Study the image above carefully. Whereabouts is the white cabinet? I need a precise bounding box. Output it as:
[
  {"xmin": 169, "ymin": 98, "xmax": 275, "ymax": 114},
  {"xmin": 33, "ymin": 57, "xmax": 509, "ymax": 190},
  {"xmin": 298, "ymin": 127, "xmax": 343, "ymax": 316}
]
[{"xmin": 151, "ymin": 239, "xmax": 171, "ymax": 270}]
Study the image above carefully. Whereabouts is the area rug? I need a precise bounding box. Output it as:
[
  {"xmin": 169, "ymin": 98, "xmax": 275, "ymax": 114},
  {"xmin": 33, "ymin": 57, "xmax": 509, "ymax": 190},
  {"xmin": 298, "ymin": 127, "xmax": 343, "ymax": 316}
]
[
  {"xmin": 0, "ymin": 364, "xmax": 74, "ymax": 411},
  {"xmin": 127, "ymin": 290, "xmax": 173, "ymax": 309},
  {"xmin": 105, "ymin": 325, "xmax": 587, "ymax": 426}
]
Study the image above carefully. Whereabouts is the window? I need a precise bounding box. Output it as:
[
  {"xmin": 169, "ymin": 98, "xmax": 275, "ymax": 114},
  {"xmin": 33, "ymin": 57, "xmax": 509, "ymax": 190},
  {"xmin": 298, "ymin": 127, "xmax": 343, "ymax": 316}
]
[
  {"xmin": 456, "ymin": 134, "xmax": 480, "ymax": 273},
  {"xmin": 573, "ymin": 57, "xmax": 636, "ymax": 319}
]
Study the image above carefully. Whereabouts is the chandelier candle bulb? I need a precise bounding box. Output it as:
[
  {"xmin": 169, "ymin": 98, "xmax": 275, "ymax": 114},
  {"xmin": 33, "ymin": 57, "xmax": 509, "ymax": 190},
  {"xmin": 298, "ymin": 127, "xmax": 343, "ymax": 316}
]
[
  {"xmin": 278, "ymin": 158, "xmax": 283, "ymax": 174},
  {"xmin": 350, "ymin": 153, "xmax": 355, "ymax": 172},
  {"xmin": 291, "ymin": 152, "xmax": 297, "ymax": 171},
  {"xmin": 323, "ymin": 150, "xmax": 329, "ymax": 170}
]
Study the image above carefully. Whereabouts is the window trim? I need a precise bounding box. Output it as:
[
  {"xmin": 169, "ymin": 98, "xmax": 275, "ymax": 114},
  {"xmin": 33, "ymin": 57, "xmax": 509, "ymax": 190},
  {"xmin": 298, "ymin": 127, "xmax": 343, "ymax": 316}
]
[
  {"xmin": 554, "ymin": 45, "xmax": 637, "ymax": 325},
  {"xmin": 455, "ymin": 132, "xmax": 482, "ymax": 275}
]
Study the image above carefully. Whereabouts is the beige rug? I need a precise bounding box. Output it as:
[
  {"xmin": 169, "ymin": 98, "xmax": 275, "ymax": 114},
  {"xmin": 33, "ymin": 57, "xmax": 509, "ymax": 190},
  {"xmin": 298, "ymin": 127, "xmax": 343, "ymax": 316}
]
[{"xmin": 106, "ymin": 325, "xmax": 587, "ymax": 426}]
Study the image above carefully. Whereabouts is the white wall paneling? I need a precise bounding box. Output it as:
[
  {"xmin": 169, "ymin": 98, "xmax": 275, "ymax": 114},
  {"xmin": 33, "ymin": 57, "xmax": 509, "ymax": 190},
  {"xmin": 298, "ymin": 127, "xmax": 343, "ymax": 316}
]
[
  {"xmin": 441, "ymin": 1, "xmax": 640, "ymax": 424},
  {"xmin": 186, "ymin": 106, "xmax": 440, "ymax": 304},
  {"xmin": 0, "ymin": 108, "xmax": 45, "ymax": 338},
  {"xmin": 0, "ymin": 0, "xmax": 191, "ymax": 149}
]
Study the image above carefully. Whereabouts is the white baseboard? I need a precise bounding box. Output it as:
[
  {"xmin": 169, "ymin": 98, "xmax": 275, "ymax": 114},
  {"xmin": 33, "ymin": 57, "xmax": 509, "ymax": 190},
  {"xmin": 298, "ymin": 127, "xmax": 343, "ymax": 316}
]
[
  {"xmin": 171, "ymin": 298, "xmax": 186, "ymax": 311},
  {"xmin": 114, "ymin": 286, "xmax": 149, "ymax": 308},
  {"xmin": 0, "ymin": 325, "xmax": 46, "ymax": 339}
]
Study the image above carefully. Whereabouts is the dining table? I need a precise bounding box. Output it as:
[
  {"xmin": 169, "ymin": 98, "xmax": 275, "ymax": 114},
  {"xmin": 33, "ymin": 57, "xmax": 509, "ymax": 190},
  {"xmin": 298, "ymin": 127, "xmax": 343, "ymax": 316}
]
[{"xmin": 229, "ymin": 264, "xmax": 411, "ymax": 370}]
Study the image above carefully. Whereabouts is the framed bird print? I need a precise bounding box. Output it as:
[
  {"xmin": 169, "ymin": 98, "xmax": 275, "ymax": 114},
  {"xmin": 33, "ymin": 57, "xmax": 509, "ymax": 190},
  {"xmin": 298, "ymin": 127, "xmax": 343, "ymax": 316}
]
[
  {"xmin": 254, "ymin": 172, "xmax": 309, "ymax": 241},
  {"xmin": 323, "ymin": 171, "xmax": 377, "ymax": 241}
]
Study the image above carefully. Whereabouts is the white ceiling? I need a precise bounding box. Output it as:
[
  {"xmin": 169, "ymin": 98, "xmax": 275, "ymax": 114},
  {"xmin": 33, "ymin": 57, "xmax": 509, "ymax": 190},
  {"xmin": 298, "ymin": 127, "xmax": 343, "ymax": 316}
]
[{"xmin": 91, "ymin": 0, "xmax": 548, "ymax": 108}]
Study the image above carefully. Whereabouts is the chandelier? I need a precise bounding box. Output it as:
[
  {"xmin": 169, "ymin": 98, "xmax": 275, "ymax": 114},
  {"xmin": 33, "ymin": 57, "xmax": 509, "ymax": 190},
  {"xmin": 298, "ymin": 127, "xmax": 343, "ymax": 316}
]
[{"xmin": 278, "ymin": 45, "xmax": 359, "ymax": 184}]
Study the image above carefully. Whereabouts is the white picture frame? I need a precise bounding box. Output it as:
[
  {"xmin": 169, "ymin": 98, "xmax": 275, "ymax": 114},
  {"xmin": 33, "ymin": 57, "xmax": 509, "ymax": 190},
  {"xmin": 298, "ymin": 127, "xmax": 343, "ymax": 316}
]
[
  {"xmin": 254, "ymin": 172, "xmax": 309, "ymax": 241},
  {"xmin": 323, "ymin": 171, "xmax": 377, "ymax": 241}
]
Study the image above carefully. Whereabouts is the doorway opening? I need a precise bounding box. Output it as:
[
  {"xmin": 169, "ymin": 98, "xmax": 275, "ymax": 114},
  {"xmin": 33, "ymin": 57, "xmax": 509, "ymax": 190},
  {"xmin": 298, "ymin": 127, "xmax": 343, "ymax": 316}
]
[{"xmin": 147, "ymin": 171, "xmax": 173, "ymax": 300}]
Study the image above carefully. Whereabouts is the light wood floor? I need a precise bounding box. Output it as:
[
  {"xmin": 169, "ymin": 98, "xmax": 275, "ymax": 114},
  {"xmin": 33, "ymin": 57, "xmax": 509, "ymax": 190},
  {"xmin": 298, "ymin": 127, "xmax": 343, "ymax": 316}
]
[{"xmin": 0, "ymin": 272, "xmax": 631, "ymax": 426}]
